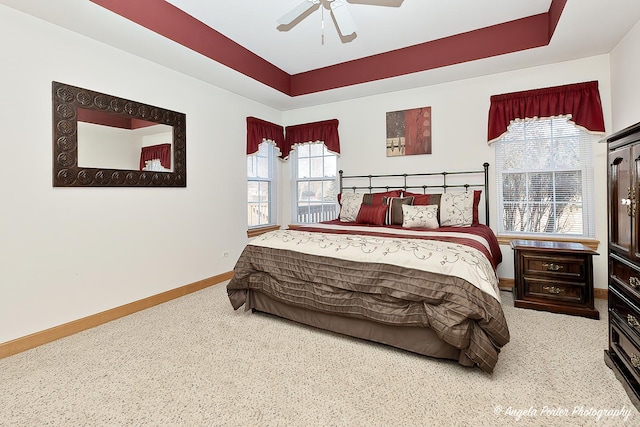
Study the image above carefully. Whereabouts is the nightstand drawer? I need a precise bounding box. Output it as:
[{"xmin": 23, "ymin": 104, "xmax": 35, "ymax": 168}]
[
  {"xmin": 610, "ymin": 254, "xmax": 640, "ymax": 300},
  {"xmin": 522, "ymin": 253, "xmax": 586, "ymax": 281},
  {"xmin": 524, "ymin": 278, "xmax": 585, "ymax": 303}
]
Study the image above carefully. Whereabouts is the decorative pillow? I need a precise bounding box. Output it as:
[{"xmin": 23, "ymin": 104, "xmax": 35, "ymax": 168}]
[
  {"xmin": 440, "ymin": 191, "xmax": 474, "ymax": 227},
  {"xmin": 356, "ymin": 204, "xmax": 388, "ymax": 226},
  {"xmin": 363, "ymin": 190, "xmax": 403, "ymax": 206},
  {"xmin": 472, "ymin": 190, "xmax": 482, "ymax": 225},
  {"xmin": 382, "ymin": 196, "xmax": 414, "ymax": 225},
  {"xmin": 402, "ymin": 204, "xmax": 439, "ymax": 229},
  {"xmin": 404, "ymin": 192, "xmax": 441, "ymax": 207},
  {"xmin": 339, "ymin": 192, "xmax": 365, "ymax": 222}
]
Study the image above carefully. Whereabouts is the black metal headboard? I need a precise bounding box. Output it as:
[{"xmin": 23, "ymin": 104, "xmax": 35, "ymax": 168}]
[{"xmin": 339, "ymin": 162, "xmax": 490, "ymax": 226}]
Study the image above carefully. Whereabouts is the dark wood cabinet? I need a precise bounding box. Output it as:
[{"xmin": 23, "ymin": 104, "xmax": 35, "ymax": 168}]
[
  {"xmin": 511, "ymin": 239, "xmax": 599, "ymax": 319},
  {"xmin": 605, "ymin": 121, "xmax": 640, "ymax": 410}
]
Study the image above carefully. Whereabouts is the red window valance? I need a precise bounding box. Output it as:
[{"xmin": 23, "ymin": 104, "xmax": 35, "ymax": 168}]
[
  {"xmin": 284, "ymin": 119, "xmax": 340, "ymax": 158},
  {"xmin": 140, "ymin": 143, "xmax": 171, "ymax": 170},
  {"xmin": 487, "ymin": 81, "xmax": 606, "ymax": 143},
  {"xmin": 246, "ymin": 117, "xmax": 285, "ymax": 156}
]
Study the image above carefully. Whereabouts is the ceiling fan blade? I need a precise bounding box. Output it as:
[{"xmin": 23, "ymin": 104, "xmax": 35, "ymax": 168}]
[
  {"xmin": 330, "ymin": 0, "xmax": 357, "ymax": 37},
  {"xmin": 277, "ymin": 0, "xmax": 319, "ymax": 26}
]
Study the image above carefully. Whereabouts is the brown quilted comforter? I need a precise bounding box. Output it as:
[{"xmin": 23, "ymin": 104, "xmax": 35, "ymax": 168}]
[{"xmin": 227, "ymin": 225, "xmax": 510, "ymax": 373}]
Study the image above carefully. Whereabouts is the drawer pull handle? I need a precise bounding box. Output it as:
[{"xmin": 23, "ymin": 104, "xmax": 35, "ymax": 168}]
[
  {"xmin": 631, "ymin": 354, "xmax": 640, "ymax": 369},
  {"xmin": 627, "ymin": 186, "xmax": 637, "ymax": 217},
  {"xmin": 542, "ymin": 286, "xmax": 562, "ymax": 294},
  {"xmin": 630, "ymin": 277, "xmax": 640, "ymax": 289},
  {"xmin": 628, "ymin": 314, "xmax": 640, "ymax": 329},
  {"xmin": 542, "ymin": 263, "xmax": 563, "ymax": 271}
]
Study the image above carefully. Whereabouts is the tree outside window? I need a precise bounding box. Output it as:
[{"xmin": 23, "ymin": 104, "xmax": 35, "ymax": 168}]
[{"xmin": 496, "ymin": 117, "xmax": 595, "ymax": 237}]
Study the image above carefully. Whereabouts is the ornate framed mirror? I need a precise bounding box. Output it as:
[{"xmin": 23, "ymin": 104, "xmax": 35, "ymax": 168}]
[{"xmin": 52, "ymin": 81, "xmax": 186, "ymax": 187}]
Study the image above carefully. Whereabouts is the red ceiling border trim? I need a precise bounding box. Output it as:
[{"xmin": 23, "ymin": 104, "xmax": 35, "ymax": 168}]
[
  {"xmin": 90, "ymin": 0, "xmax": 567, "ymax": 98},
  {"xmin": 90, "ymin": 0, "xmax": 291, "ymax": 94},
  {"xmin": 291, "ymin": 14, "xmax": 550, "ymax": 96},
  {"xmin": 548, "ymin": 0, "xmax": 568, "ymax": 39}
]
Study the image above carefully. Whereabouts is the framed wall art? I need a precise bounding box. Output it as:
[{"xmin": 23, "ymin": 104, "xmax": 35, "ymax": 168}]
[{"xmin": 386, "ymin": 106, "xmax": 432, "ymax": 157}]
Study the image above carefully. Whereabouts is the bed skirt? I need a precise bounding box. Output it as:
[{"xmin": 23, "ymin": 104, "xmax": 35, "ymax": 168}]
[{"xmin": 244, "ymin": 290, "xmax": 473, "ymax": 367}]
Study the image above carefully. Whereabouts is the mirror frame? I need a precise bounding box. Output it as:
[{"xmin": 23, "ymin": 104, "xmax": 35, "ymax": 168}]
[{"xmin": 52, "ymin": 81, "xmax": 186, "ymax": 187}]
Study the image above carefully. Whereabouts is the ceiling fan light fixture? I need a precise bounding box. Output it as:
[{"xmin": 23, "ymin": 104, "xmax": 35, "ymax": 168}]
[{"xmin": 277, "ymin": 0, "xmax": 361, "ymax": 41}]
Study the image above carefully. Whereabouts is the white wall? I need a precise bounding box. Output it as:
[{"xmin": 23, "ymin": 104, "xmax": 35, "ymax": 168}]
[
  {"xmin": 3, "ymin": 4, "xmax": 634, "ymax": 345},
  {"xmin": 611, "ymin": 18, "xmax": 640, "ymax": 132},
  {"xmin": 77, "ymin": 123, "xmax": 142, "ymax": 170},
  {"xmin": 282, "ymin": 56, "xmax": 613, "ymax": 289},
  {"xmin": 0, "ymin": 6, "xmax": 282, "ymax": 343}
]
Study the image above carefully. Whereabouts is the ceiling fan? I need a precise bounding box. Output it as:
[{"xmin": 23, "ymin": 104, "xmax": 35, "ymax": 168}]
[{"xmin": 278, "ymin": 0, "xmax": 398, "ymax": 39}]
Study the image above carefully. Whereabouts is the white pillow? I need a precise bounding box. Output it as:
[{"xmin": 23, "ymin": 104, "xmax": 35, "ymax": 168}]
[
  {"xmin": 402, "ymin": 204, "xmax": 439, "ymax": 229},
  {"xmin": 339, "ymin": 193, "xmax": 364, "ymax": 222},
  {"xmin": 440, "ymin": 191, "xmax": 473, "ymax": 227}
]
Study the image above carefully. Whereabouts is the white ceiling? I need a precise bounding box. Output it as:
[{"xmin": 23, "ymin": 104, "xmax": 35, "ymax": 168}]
[
  {"xmin": 165, "ymin": 0, "xmax": 553, "ymax": 75},
  {"xmin": 3, "ymin": 0, "xmax": 640, "ymax": 110}
]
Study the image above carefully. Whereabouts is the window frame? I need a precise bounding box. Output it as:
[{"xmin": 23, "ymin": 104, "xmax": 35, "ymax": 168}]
[
  {"xmin": 247, "ymin": 140, "xmax": 277, "ymax": 229},
  {"xmin": 290, "ymin": 142, "xmax": 339, "ymax": 224},
  {"xmin": 495, "ymin": 116, "xmax": 596, "ymax": 239}
]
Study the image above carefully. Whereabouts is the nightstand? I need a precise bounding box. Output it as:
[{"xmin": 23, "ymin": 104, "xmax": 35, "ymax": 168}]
[{"xmin": 510, "ymin": 239, "xmax": 599, "ymax": 319}]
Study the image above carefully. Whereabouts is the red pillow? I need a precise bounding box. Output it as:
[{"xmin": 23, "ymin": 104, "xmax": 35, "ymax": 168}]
[
  {"xmin": 403, "ymin": 192, "xmax": 436, "ymax": 206},
  {"xmin": 367, "ymin": 190, "xmax": 402, "ymax": 206},
  {"xmin": 472, "ymin": 190, "xmax": 482, "ymax": 225},
  {"xmin": 356, "ymin": 204, "xmax": 388, "ymax": 226}
]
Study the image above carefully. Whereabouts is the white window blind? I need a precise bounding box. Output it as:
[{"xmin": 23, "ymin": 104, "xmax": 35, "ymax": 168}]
[{"xmin": 495, "ymin": 116, "xmax": 595, "ymax": 237}]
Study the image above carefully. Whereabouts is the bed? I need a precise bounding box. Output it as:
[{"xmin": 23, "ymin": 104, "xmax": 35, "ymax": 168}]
[{"xmin": 227, "ymin": 163, "xmax": 510, "ymax": 373}]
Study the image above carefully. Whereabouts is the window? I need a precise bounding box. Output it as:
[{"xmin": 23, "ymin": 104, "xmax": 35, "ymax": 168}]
[
  {"xmin": 247, "ymin": 141, "xmax": 276, "ymax": 228},
  {"xmin": 292, "ymin": 142, "xmax": 338, "ymax": 223},
  {"xmin": 495, "ymin": 116, "xmax": 595, "ymax": 237}
]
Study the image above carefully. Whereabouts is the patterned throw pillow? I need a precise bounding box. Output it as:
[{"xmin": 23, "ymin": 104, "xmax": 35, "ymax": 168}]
[
  {"xmin": 356, "ymin": 204, "xmax": 388, "ymax": 225},
  {"xmin": 402, "ymin": 204, "xmax": 439, "ymax": 229},
  {"xmin": 362, "ymin": 190, "xmax": 402, "ymax": 206},
  {"xmin": 339, "ymin": 192, "xmax": 365, "ymax": 222},
  {"xmin": 382, "ymin": 196, "xmax": 414, "ymax": 225},
  {"xmin": 440, "ymin": 191, "xmax": 474, "ymax": 227}
]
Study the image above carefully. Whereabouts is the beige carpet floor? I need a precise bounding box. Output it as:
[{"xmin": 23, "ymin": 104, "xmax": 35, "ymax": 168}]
[{"xmin": 0, "ymin": 283, "xmax": 637, "ymax": 426}]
